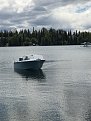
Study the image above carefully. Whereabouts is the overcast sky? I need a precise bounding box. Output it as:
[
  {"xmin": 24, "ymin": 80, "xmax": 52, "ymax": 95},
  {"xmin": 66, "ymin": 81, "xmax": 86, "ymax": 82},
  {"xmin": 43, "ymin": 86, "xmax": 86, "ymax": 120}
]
[{"xmin": 0, "ymin": 0, "xmax": 91, "ymax": 31}]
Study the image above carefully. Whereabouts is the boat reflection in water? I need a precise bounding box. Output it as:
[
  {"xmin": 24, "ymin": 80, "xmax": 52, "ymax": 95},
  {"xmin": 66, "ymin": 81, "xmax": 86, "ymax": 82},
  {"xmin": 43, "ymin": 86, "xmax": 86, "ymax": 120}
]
[{"xmin": 14, "ymin": 68, "xmax": 45, "ymax": 81}]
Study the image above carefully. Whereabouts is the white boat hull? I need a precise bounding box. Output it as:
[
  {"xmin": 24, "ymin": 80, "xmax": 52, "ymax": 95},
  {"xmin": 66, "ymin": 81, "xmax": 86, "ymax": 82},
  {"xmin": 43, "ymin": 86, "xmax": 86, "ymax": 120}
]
[{"xmin": 14, "ymin": 60, "xmax": 45, "ymax": 70}]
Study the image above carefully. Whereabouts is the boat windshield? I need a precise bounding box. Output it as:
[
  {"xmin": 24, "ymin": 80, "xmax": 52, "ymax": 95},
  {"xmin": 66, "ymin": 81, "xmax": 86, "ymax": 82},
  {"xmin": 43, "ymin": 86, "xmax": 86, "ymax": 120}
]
[{"xmin": 18, "ymin": 55, "xmax": 44, "ymax": 61}]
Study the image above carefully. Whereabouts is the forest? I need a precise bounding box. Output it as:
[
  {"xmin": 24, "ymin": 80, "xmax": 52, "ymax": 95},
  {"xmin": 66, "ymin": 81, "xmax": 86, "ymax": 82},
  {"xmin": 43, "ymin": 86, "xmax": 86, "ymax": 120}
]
[{"xmin": 0, "ymin": 27, "xmax": 91, "ymax": 46}]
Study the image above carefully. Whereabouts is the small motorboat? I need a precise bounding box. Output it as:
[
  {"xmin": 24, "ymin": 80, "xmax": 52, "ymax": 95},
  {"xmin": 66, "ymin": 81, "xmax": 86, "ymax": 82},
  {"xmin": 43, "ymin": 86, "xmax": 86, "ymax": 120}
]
[
  {"xmin": 81, "ymin": 42, "xmax": 91, "ymax": 47},
  {"xmin": 14, "ymin": 54, "xmax": 45, "ymax": 70}
]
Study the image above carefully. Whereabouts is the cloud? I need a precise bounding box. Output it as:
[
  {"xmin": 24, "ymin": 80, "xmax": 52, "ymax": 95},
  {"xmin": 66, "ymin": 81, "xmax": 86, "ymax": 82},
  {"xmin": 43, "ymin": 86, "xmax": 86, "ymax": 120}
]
[
  {"xmin": 0, "ymin": 0, "xmax": 91, "ymax": 31},
  {"xmin": 33, "ymin": 0, "xmax": 91, "ymax": 9}
]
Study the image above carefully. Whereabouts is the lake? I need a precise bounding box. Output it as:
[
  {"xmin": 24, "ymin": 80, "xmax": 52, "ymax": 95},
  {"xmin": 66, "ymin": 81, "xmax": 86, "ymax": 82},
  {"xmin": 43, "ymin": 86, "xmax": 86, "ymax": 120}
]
[{"xmin": 0, "ymin": 45, "xmax": 91, "ymax": 121}]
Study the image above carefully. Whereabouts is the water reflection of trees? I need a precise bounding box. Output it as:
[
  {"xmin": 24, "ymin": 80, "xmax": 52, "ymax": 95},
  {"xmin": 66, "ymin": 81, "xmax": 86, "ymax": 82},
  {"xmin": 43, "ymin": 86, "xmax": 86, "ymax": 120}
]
[{"xmin": 14, "ymin": 69, "xmax": 46, "ymax": 81}]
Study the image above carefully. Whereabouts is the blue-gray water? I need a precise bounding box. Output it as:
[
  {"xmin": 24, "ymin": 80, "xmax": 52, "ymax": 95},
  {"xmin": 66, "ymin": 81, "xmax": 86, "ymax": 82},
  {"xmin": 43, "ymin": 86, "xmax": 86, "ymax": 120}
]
[{"xmin": 0, "ymin": 45, "xmax": 91, "ymax": 121}]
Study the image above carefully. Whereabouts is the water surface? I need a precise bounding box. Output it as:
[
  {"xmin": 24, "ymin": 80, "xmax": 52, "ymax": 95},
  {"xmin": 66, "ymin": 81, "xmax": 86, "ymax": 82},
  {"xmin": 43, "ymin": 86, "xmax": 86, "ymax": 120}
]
[{"xmin": 0, "ymin": 45, "xmax": 91, "ymax": 121}]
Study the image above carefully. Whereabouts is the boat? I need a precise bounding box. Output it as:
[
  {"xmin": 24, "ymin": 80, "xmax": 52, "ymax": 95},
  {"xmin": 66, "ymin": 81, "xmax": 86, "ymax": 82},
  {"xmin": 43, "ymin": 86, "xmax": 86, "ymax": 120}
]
[
  {"xmin": 81, "ymin": 41, "xmax": 91, "ymax": 47},
  {"xmin": 14, "ymin": 54, "xmax": 45, "ymax": 70}
]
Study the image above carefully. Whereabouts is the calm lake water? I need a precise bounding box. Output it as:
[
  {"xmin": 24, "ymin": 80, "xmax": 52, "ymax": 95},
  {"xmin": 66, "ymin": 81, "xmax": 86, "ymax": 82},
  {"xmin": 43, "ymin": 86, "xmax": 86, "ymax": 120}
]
[{"xmin": 0, "ymin": 45, "xmax": 91, "ymax": 121}]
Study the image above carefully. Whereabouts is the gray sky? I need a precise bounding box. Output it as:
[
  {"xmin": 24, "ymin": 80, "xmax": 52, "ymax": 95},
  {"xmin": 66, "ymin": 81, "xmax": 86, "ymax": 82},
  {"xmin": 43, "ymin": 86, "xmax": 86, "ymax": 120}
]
[{"xmin": 0, "ymin": 0, "xmax": 91, "ymax": 31}]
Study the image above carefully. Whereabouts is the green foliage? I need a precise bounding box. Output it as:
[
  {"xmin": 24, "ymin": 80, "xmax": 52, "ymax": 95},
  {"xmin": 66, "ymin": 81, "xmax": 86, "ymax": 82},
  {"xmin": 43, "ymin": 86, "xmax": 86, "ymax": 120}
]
[{"xmin": 0, "ymin": 28, "xmax": 91, "ymax": 46}]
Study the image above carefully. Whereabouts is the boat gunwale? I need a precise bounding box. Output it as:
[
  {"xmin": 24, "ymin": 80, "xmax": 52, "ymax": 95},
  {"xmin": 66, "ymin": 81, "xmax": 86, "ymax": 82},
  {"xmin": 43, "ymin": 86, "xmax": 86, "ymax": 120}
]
[{"xmin": 14, "ymin": 59, "xmax": 45, "ymax": 63}]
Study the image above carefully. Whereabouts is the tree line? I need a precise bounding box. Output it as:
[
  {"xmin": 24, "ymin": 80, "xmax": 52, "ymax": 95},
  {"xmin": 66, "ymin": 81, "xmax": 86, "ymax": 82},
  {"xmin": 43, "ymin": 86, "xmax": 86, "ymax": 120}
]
[{"xmin": 0, "ymin": 27, "xmax": 91, "ymax": 46}]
